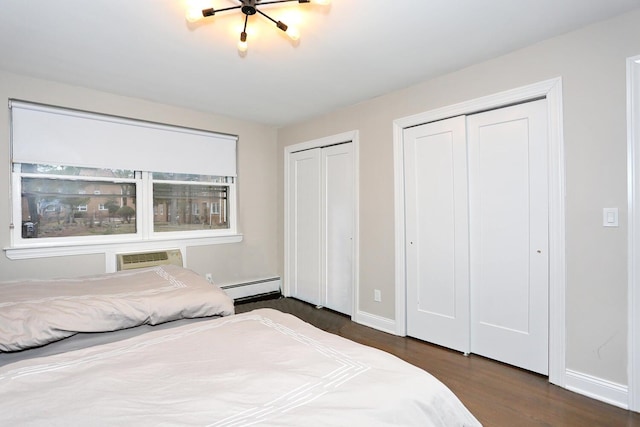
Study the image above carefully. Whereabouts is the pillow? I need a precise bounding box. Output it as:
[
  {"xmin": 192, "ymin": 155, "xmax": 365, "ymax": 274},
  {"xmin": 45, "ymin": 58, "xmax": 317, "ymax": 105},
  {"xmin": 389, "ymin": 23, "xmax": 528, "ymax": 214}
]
[{"xmin": 0, "ymin": 265, "xmax": 234, "ymax": 352}]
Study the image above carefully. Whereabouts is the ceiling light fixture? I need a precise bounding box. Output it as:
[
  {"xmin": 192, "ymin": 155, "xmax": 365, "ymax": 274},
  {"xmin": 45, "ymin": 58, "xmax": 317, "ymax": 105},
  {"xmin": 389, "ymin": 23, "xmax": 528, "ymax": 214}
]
[{"xmin": 187, "ymin": 0, "xmax": 330, "ymax": 54}]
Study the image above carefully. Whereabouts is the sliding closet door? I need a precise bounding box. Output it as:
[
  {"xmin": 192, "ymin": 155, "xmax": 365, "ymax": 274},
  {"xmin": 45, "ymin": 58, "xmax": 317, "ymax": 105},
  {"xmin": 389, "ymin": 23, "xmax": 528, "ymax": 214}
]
[
  {"xmin": 404, "ymin": 116, "xmax": 470, "ymax": 353},
  {"xmin": 322, "ymin": 143, "xmax": 354, "ymax": 315},
  {"xmin": 467, "ymin": 99, "xmax": 549, "ymax": 375},
  {"xmin": 404, "ymin": 99, "xmax": 550, "ymax": 375},
  {"xmin": 288, "ymin": 148, "xmax": 322, "ymax": 304},
  {"xmin": 287, "ymin": 143, "xmax": 355, "ymax": 315}
]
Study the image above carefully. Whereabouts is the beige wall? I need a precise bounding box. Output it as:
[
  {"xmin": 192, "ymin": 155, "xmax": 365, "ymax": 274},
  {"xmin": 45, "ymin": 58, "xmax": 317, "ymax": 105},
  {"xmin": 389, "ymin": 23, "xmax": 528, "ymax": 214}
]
[
  {"xmin": 277, "ymin": 9, "xmax": 640, "ymax": 385},
  {"xmin": 0, "ymin": 70, "xmax": 280, "ymax": 286}
]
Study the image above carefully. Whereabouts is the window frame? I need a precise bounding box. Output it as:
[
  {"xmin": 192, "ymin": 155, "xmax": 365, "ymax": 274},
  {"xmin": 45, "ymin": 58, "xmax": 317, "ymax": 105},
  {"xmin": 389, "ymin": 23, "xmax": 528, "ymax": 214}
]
[
  {"xmin": 149, "ymin": 173, "xmax": 237, "ymax": 238},
  {"xmin": 143, "ymin": 172, "xmax": 237, "ymax": 241}
]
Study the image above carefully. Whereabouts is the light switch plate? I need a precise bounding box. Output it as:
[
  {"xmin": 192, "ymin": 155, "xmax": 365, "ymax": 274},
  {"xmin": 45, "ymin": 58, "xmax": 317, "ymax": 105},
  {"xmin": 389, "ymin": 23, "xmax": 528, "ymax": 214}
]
[
  {"xmin": 603, "ymin": 208, "xmax": 619, "ymax": 227},
  {"xmin": 374, "ymin": 289, "xmax": 381, "ymax": 302}
]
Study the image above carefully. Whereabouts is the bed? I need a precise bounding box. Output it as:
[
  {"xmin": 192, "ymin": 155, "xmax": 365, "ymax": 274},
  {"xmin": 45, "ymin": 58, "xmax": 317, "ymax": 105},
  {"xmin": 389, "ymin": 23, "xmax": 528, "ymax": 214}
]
[{"xmin": 0, "ymin": 265, "xmax": 481, "ymax": 426}]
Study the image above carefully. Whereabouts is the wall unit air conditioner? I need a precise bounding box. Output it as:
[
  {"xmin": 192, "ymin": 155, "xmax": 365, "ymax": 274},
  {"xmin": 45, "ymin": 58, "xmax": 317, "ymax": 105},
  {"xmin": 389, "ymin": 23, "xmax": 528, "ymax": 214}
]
[{"xmin": 116, "ymin": 249, "xmax": 183, "ymax": 271}]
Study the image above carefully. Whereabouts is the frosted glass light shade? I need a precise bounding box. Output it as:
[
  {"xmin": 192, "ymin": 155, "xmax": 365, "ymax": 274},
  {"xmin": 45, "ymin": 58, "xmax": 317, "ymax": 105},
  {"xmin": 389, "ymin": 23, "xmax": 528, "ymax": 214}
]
[
  {"xmin": 286, "ymin": 27, "xmax": 300, "ymax": 41},
  {"xmin": 185, "ymin": 8, "xmax": 204, "ymax": 23}
]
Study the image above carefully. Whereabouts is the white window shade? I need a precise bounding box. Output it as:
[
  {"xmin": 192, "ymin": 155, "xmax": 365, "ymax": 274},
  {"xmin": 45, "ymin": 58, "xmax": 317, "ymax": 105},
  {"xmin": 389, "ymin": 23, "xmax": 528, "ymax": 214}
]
[{"xmin": 10, "ymin": 101, "xmax": 237, "ymax": 177}]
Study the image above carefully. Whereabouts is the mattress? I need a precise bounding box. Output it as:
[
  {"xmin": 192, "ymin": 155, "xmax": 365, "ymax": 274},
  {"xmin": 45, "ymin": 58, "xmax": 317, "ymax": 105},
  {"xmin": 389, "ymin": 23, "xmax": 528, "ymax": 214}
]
[{"xmin": 0, "ymin": 308, "xmax": 481, "ymax": 426}]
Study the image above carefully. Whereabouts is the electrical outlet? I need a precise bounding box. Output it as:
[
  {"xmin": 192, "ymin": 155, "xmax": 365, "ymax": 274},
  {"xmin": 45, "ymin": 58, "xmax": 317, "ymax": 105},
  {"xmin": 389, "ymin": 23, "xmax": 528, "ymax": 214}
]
[
  {"xmin": 205, "ymin": 273, "xmax": 213, "ymax": 284},
  {"xmin": 374, "ymin": 289, "xmax": 382, "ymax": 302}
]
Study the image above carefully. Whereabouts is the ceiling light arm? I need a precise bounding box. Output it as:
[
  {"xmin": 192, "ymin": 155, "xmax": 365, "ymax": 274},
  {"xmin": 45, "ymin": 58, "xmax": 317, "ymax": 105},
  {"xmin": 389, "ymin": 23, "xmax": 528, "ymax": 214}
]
[
  {"xmin": 238, "ymin": 15, "xmax": 249, "ymax": 54},
  {"xmin": 202, "ymin": 5, "xmax": 241, "ymax": 18},
  {"xmin": 255, "ymin": 0, "xmax": 310, "ymax": 5},
  {"xmin": 242, "ymin": 14, "xmax": 249, "ymax": 34},
  {"xmin": 256, "ymin": 9, "xmax": 288, "ymax": 32},
  {"xmin": 240, "ymin": 14, "xmax": 249, "ymax": 45}
]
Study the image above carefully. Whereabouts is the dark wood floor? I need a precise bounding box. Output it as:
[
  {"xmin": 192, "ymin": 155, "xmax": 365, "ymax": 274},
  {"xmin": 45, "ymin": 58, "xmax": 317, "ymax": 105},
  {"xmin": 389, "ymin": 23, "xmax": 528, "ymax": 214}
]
[{"xmin": 236, "ymin": 297, "xmax": 640, "ymax": 427}]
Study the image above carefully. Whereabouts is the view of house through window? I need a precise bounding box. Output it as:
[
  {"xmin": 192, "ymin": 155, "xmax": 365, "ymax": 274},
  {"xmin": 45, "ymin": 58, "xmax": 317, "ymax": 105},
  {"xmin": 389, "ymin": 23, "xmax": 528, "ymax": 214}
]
[
  {"xmin": 152, "ymin": 172, "xmax": 229, "ymax": 232},
  {"xmin": 19, "ymin": 164, "xmax": 137, "ymax": 238}
]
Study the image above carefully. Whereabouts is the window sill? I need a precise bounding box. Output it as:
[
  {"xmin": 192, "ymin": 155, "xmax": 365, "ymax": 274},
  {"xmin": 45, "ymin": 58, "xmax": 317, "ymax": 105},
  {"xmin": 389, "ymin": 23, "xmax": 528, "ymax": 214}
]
[{"xmin": 4, "ymin": 234, "xmax": 244, "ymax": 260}]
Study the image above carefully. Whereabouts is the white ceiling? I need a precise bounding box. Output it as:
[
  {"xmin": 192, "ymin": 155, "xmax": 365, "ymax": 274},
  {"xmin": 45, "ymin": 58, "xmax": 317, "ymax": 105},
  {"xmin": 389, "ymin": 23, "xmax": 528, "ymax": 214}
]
[{"xmin": 1, "ymin": 0, "xmax": 639, "ymax": 127}]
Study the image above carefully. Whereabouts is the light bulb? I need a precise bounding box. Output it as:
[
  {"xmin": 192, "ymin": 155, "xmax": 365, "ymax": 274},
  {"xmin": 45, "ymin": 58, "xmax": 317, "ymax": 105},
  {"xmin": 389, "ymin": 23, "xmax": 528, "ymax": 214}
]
[
  {"xmin": 186, "ymin": 8, "xmax": 204, "ymax": 23},
  {"xmin": 286, "ymin": 27, "xmax": 300, "ymax": 41}
]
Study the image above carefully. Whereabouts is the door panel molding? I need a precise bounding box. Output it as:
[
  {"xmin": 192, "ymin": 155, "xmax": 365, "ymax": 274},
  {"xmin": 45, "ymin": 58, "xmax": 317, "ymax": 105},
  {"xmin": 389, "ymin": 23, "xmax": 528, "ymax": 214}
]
[{"xmin": 393, "ymin": 77, "xmax": 566, "ymax": 386}]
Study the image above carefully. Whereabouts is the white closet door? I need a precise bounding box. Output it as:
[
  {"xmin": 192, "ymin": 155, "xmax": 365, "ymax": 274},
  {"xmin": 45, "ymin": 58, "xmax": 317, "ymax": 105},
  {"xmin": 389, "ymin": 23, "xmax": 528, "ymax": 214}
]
[
  {"xmin": 404, "ymin": 116, "xmax": 470, "ymax": 353},
  {"xmin": 468, "ymin": 99, "xmax": 549, "ymax": 375},
  {"xmin": 288, "ymin": 148, "xmax": 322, "ymax": 305},
  {"xmin": 322, "ymin": 143, "xmax": 354, "ymax": 315}
]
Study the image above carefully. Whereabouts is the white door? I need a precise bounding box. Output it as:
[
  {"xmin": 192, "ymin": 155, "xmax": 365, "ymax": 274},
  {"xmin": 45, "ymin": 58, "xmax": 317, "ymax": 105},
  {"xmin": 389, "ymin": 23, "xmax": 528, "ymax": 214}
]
[
  {"xmin": 288, "ymin": 148, "xmax": 322, "ymax": 304},
  {"xmin": 404, "ymin": 116, "xmax": 470, "ymax": 354},
  {"xmin": 322, "ymin": 143, "xmax": 354, "ymax": 315},
  {"xmin": 404, "ymin": 99, "xmax": 549, "ymax": 375},
  {"xmin": 287, "ymin": 143, "xmax": 354, "ymax": 315},
  {"xmin": 468, "ymin": 99, "xmax": 549, "ymax": 375}
]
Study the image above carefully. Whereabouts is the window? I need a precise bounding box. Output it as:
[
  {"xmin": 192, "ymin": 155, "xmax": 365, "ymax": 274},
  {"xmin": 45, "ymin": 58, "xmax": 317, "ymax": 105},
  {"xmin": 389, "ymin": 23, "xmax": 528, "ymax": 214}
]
[
  {"xmin": 151, "ymin": 172, "xmax": 231, "ymax": 233},
  {"xmin": 18, "ymin": 164, "xmax": 137, "ymax": 239},
  {"xmin": 9, "ymin": 101, "xmax": 238, "ymax": 252}
]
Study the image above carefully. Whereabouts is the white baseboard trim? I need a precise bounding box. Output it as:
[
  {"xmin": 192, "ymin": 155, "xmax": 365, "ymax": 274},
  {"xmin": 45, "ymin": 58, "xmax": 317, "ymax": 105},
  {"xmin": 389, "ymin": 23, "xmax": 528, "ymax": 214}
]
[
  {"xmin": 220, "ymin": 277, "xmax": 281, "ymax": 300},
  {"xmin": 565, "ymin": 369, "xmax": 628, "ymax": 409},
  {"xmin": 354, "ymin": 310, "xmax": 397, "ymax": 335}
]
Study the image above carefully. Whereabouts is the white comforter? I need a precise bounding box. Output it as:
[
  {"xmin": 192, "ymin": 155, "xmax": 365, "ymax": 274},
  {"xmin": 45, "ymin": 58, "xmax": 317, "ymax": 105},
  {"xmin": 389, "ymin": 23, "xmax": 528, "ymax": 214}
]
[{"xmin": 0, "ymin": 309, "xmax": 481, "ymax": 426}]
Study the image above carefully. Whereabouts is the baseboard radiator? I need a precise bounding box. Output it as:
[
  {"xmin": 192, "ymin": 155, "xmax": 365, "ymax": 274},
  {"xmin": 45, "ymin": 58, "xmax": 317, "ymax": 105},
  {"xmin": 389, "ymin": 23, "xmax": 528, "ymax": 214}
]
[{"xmin": 220, "ymin": 277, "xmax": 281, "ymax": 300}]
